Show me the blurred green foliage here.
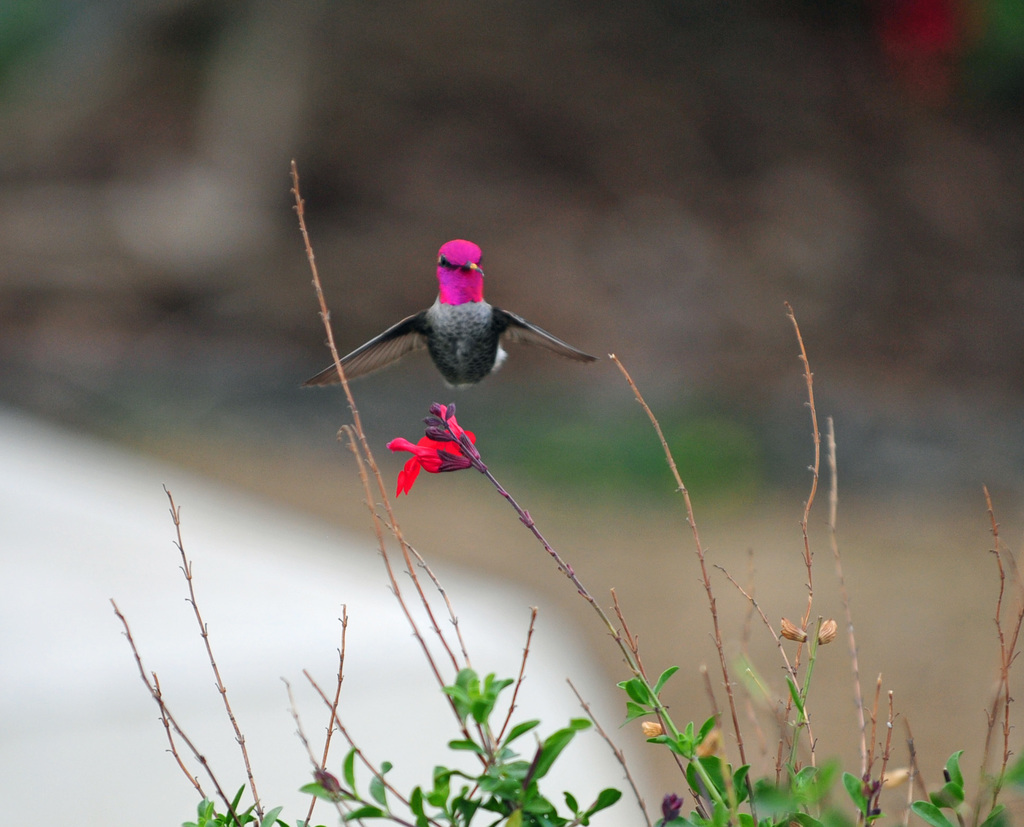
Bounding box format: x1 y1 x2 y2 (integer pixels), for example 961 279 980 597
486 398 764 500
0 0 60 86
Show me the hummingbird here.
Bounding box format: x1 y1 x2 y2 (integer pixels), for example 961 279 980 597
304 239 597 387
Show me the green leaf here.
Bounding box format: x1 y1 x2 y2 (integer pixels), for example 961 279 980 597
732 765 751 803
979 804 1009 827
531 720 589 781
409 786 425 817
188 799 215 827
345 805 385 820
786 676 805 716
684 761 700 798
945 750 965 788
482 673 514 703
564 791 579 813
930 780 965 809
789 762 835 806
492 745 518 764
653 666 680 695
670 733 696 759
368 773 387 807
911 801 957 827
426 767 452 807
452 793 480 823
443 668 478 721
695 755 729 799
619 677 654 706
522 794 557 815
470 698 492 725
928 751 965 809
698 715 717 743
343 747 357 789
444 671 516 726
624 701 649 723
588 788 623 815
504 719 541 744
299 782 348 802
448 738 486 754
788 815 826 827
1002 751 1024 787
258 807 282 827
453 667 477 688
842 772 867 811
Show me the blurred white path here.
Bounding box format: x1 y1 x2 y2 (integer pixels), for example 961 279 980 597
0 409 635 825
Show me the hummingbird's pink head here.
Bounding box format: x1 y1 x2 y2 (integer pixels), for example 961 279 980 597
436 239 484 305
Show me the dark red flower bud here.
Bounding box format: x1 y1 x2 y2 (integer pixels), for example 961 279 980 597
313 767 342 796
661 792 684 822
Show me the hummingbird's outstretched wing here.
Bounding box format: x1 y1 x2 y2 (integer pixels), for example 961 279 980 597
494 309 598 363
303 312 430 386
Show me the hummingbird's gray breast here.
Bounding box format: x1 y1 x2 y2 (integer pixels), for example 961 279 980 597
424 300 505 386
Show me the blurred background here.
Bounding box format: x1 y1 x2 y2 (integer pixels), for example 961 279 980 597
2 0 1024 820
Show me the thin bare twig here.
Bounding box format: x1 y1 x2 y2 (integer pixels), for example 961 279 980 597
714 566 798 683
383 517 472 670
476 464 627 649
784 302 819 629
291 161 444 631
303 669 442 827
700 664 722 731
568 679 652 827
904 719 923 827
699 663 739 810
609 355 749 778
826 416 867 777
738 552 769 758
285 679 350 823
773 304 821 779
304 605 349 827
111 600 243 825
611 588 645 677
152 673 203 795
292 166 468 715
879 691 896 797
340 426 476 750
495 608 537 744
295 190 482 769
978 486 1024 818
610 588 694 787
165 487 263 820
740 550 756 671
866 674 883 775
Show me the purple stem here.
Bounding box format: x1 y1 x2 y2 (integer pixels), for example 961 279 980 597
447 421 617 635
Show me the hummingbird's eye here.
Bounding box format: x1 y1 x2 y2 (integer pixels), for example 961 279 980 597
438 254 451 268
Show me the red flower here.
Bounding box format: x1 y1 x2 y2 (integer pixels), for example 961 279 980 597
387 432 476 496
388 402 482 495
